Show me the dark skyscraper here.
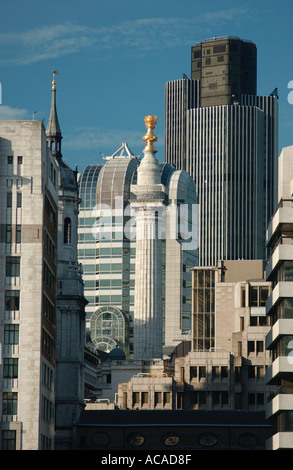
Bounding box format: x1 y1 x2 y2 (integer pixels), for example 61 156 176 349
165 37 278 266
191 37 257 107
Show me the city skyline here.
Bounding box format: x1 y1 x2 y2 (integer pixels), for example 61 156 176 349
1 0 293 171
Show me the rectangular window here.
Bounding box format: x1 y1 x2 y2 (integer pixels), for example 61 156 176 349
4 324 19 344
16 225 21 243
7 156 13 165
3 358 18 379
199 366 206 380
141 392 148 405
213 44 226 53
257 341 264 353
132 392 139 407
6 224 12 243
5 291 20 310
2 392 18 415
7 192 12 208
6 257 20 277
2 430 16 450
155 392 162 406
241 287 246 307
17 193 22 208
163 392 171 405
248 341 255 354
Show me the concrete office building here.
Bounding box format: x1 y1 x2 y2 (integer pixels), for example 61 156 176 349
265 145 293 450
117 260 274 412
78 130 197 359
165 37 278 266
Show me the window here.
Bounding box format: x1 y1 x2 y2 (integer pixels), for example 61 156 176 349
4 324 19 344
213 44 226 53
249 285 269 306
132 392 139 407
2 392 18 415
6 225 12 243
16 225 21 243
17 193 22 208
7 193 12 208
64 217 71 244
199 366 206 380
3 358 18 379
2 430 16 450
6 257 20 277
248 341 255 354
5 291 20 310
155 392 162 406
141 392 148 405
241 287 246 307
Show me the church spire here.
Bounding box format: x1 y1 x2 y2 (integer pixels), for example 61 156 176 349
46 70 62 159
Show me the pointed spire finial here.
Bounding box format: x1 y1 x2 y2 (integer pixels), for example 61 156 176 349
143 115 158 153
46 70 62 158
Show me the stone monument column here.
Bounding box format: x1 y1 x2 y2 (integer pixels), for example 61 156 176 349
131 116 166 360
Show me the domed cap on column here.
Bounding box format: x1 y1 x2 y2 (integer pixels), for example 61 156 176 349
137 115 161 186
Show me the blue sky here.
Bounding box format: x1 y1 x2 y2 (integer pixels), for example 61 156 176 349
1 0 293 171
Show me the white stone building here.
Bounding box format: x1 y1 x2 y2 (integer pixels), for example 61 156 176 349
265 145 293 450
0 75 86 450
0 119 58 450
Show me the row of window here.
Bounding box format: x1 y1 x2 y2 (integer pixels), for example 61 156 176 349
6 192 22 208
2 391 54 422
129 389 265 410
83 263 136 273
5 225 21 244
187 364 266 382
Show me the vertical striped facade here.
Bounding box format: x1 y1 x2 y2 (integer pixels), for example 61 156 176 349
165 78 200 170
186 105 265 266
241 95 279 226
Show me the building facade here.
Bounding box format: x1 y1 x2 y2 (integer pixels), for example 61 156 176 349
116 260 274 413
0 76 86 450
47 75 87 450
165 37 278 266
265 145 293 450
0 120 58 450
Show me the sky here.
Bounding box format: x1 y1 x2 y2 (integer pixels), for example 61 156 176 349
1 0 293 172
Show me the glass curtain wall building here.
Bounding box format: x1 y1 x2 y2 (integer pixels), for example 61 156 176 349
78 146 198 358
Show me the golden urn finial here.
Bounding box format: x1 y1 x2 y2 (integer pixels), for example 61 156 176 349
143 115 158 153
51 70 59 90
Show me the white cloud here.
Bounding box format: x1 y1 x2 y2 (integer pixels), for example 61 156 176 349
0 8 251 65
63 126 164 153
0 105 28 120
